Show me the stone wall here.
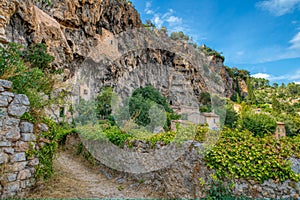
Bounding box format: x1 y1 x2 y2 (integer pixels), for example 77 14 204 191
0 79 38 198
89 138 300 199
125 141 300 199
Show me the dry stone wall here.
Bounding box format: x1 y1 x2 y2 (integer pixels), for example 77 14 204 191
117 140 300 199
72 133 300 199
0 79 38 198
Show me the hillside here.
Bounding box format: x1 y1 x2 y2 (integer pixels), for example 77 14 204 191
0 0 299 199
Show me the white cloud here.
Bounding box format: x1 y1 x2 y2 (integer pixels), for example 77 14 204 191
236 51 244 56
166 16 182 24
289 70 300 80
256 0 300 16
153 15 163 28
251 70 300 82
289 32 300 49
145 1 154 14
143 2 183 29
252 73 271 79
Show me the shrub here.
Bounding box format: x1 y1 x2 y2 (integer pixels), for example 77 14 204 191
96 86 114 118
129 85 179 130
0 43 63 122
205 128 300 183
238 112 276 137
104 126 131 147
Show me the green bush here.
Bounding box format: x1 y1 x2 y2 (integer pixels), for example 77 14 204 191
195 124 209 142
96 86 114 118
205 128 300 183
23 43 54 71
238 112 276 137
27 118 75 180
104 126 132 147
0 43 63 122
145 131 176 146
129 85 179 130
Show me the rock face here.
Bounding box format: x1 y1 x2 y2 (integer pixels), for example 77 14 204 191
0 80 39 198
3 0 238 102
5 0 141 76
0 0 18 44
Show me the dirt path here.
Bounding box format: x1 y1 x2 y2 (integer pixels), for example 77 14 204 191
27 150 159 198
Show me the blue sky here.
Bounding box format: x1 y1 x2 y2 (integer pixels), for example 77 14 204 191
131 0 300 84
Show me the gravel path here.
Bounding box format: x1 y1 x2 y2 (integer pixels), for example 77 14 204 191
27 150 158 198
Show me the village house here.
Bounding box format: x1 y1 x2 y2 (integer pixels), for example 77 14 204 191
274 122 286 139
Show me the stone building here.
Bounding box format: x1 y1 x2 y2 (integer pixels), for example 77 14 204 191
274 122 286 139
200 112 220 130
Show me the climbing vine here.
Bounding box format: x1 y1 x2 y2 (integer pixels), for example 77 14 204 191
205 128 300 183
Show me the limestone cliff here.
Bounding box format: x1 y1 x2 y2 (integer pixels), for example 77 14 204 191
1 0 239 102
3 0 141 78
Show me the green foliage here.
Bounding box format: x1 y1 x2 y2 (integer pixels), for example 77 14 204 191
286 82 300 96
104 126 131 147
224 104 238 128
199 92 211 105
252 77 269 89
205 128 300 183
272 94 281 113
238 112 276 137
74 98 98 125
78 123 131 147
144 20 156 28
23 43 55 72
195 124 209 142
144 131 176 146
37 0 52 5
0 43 63 122
27 118 75 180
276 113 300 137
96 87 114 118
199 105 212 112
129 85 178 130
0 43 26 78
205 178 234 199
246 77 256 105
170 31 189 41
0 42 70 181
160 26 167 34
20 112 36 123
198 45 225 62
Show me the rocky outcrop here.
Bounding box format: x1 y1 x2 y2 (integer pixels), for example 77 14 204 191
0 80 38 198
0 0 18 44
5 0 141 76
3 0 235 102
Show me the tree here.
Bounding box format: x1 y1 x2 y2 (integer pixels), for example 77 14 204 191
272 94 281 113
170 31 189 41
96 86 114 118
273 83 278 89
287 82 300 96
199 92 211 105
129 85 177 131
246 77 256 105
224 104 238 128
144 20 155 29
160 26 167 34
239 112 276 137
